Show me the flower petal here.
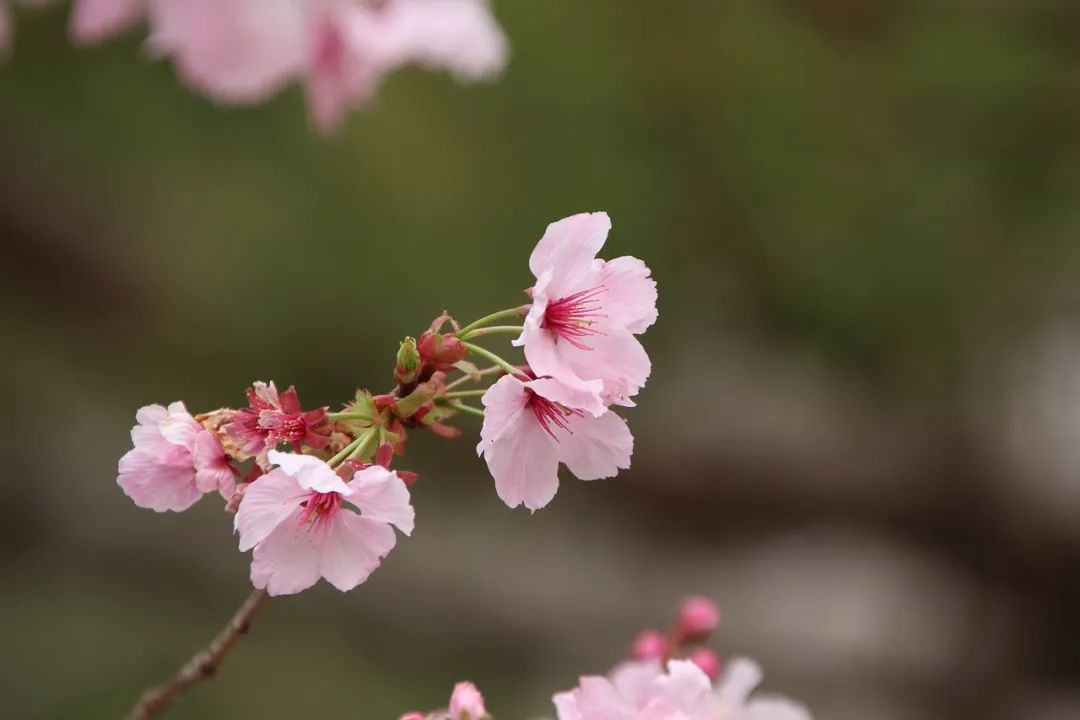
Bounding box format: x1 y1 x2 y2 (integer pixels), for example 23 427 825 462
117 447 201 512
557 409 633 482
483 413 560 510
598 256 657 335
249 511 323 596
747 698 814 720
318 510 396 592
527 376 605 419
528 212 610 297
346 466 415 535
234 468 305 552
70 0 143 45
266 449 350 494
477 374 529 454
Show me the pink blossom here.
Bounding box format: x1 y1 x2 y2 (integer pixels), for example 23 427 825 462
235 450 414 596
687 648 722 681
477 374 633 511
145 0 507 132
631 630 668 661
553 659 714 720
448 681 487 719
224 381 329 459
676 596 721 642
70 0 143 44
514 212 658 409
713 658 812 720
118 402 235 512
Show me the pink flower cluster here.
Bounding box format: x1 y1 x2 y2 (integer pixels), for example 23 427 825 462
403 598 812 720
116 212 655 594
3 0 508 131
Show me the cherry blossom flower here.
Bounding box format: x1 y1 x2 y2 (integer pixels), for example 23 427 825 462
477 373 633 511
554 659 812 720
70 0 143 44
224 381 329 459
145 0 507 132
235 450 414 596
400 681 489 720
117 402 234 512
514 212 658 409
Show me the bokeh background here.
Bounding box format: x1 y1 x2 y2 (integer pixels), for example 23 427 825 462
3 1 1080 718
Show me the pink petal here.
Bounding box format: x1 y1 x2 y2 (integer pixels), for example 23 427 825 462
249 510 323 596
527 375 605 419
483 413 560 511
234 467 305 552
266 449 350 494
448 681 487 718
598 256 657 335
192 430 232 495
317 509 395 592
159 410 201 450
553 327 652 407
715 658 764 708
346 466 415 535
148 0 306 104
572 676 636 718
557 407 633 482
747 698 814 720
552 691 582 720
117 447 201 512
527 212 610 298
651 660 711 713
70 0 143 45
373 0 508 81
609 661 662 707
477 374 529 454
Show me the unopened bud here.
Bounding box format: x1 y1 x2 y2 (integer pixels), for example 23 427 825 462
395 337 421 384
418 331 468 370
675 596 720 642
631 629 667 660
687 647 722 680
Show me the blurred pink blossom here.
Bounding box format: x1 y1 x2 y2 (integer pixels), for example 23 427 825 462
235 450 414 596
676 596 721 642
515 212 658 409
144 0 507 132
70 0 142 44
448 681 488 719
477 374 633 511
554 658 812 720
117 401 234 512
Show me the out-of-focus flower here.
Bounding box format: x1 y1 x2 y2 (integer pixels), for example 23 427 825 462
687 648 722 681
144 0 507 132
676 596 721 642
514 212 657 409
224 381 329 459
235 450 414 596
554 659 713 720
477 374 632 511
447 681 488 719
400 681 490 720
554 658 812 720
70 0 142 44
630 629 668 661
117 402 234 512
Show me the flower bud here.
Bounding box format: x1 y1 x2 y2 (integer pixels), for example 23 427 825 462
687 647 722 680
449 681 487 719
675 596 720 642
418 331 468 370
631 629 667 660
395 337 421 384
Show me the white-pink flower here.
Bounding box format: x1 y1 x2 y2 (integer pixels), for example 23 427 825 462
117 401 235 512
235 450 414 596
553 659 812 720
477 374 633 511
145 0 507 132
400 681 489 720
514 212 658 409
70 0 143 44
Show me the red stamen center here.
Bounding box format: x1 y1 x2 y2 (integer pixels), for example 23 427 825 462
297 491 341 531
528 390 583 440
260 411 307 442
543 285 607 350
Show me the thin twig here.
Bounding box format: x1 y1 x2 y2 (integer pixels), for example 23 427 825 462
125 588 268 720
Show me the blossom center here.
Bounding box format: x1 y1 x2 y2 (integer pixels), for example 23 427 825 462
259 411 307 442
542 285 606 350
527 390 583 440
298 491 341 530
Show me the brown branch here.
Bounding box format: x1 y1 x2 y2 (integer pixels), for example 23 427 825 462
124 588 268 720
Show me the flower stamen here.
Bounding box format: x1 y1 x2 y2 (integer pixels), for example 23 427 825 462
543 285 607 350
527 391 583 440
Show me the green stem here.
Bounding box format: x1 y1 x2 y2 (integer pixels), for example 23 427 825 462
348 429 379 462
443 389 487 399
461 342 522 377
459 325 524 340
448 401 484 418
445 365 504 391
327 436 365 467
456 307 526 338
327 411 371 421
